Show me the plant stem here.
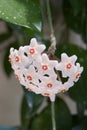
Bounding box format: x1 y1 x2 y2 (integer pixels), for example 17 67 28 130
46 1 58 130
51 101 56 130
46 0 54 35
46 0 56 54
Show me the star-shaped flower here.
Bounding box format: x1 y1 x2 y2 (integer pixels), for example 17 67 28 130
58 79 74 93
22 66 40 87
69 63 83 82
40 76 62 101
57 53 77 78
9 48 23 70
9 38 83 102
23 38 46 61
19 46 33 69
34 53 58 78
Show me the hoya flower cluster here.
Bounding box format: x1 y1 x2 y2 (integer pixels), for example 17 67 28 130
9 38 83 102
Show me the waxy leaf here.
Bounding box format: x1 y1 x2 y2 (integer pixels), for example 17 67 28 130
21 87 44 130
69 0 86 15
0 0 42 33
31 97 72 130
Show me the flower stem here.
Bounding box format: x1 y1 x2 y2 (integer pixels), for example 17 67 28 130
46 0 54 36
46 1 57 129
46 0 56 54
51 101 56 130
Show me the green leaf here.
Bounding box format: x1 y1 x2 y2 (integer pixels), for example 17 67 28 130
72 126 84 130
69 69 87 108
22 87 36 109
22 87 44 111
63 0 82 33
3 42 19 77
63 0 87 43
30 106 52 130
21 87 44 129
31 97 72 130
81 7 87 43
81 116 87 130
72 115 80 128
21 95 30 130
72 115 87 130
69 0 86 15
55 43 87 108
9 22 42 39
55 97 72 130
0 0 42 33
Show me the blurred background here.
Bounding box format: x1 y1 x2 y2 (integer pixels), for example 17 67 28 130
0 0 87 129
0 20 85 126
0 21 23 126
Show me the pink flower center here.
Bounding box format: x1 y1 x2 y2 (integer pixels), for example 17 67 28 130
44 92 50 96
76 73 80 79
61 88 66 93
66 63 72 69
29 48 35 55
9 57 11 63
15 56 19 62
47 83 53 88
42 65 48 70
15 74 19 79
27 87 32 91
27 75 32 81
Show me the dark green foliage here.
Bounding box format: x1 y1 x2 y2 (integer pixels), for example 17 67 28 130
63 0 87 44
56 43 87 107
0 0 87 130
0 0 42 33
30 97 72 130
21 87 44 130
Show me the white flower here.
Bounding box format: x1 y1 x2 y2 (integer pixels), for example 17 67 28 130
23 38 46 61
34 53 58 77
40 76 62 101
23 65 40 87
19 46 33 68
9 38 83 102
9 48 23 70
58 79 74 93
13 68 28 87
69 63 83 82
57 53 77 78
